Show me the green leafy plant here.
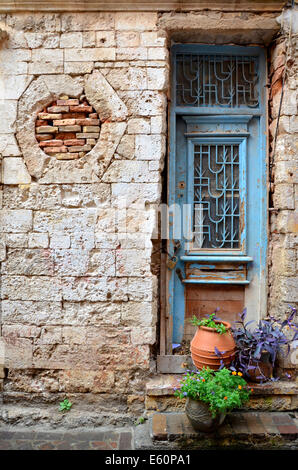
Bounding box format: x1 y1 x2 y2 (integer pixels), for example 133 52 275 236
191 313 227 335
134 416 147 426
59 398 72 412
174 367 252 417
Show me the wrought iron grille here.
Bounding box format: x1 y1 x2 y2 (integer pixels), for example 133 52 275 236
193 143 240 249
176 54 259 108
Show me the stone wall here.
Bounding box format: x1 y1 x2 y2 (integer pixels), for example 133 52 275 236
268 9 298 371
0 12 168 422
0 6 297 424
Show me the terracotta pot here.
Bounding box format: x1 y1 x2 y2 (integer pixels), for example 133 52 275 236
185 397 226 432
190 320 236 371
246 351 273 383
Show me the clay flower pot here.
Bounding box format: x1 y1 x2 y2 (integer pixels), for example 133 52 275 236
185 397 226 432
190 320 236 370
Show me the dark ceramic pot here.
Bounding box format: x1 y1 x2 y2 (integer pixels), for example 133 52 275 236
246 351 273 383
185 397 226 432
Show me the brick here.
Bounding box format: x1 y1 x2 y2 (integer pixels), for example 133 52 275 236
56 99 79 106
76 133 100 139
75 119 100 126
277 425 298 435
82 126 100 133
245 413 266 435
56 132 76 140
36 134 54 141
58 125 81 132
47 106 69 113
228 412 249 435
53 119 76 126
64 139 85 146
36 120 48 126
39 140 64 147
70 105 93 113
38 113 62 120
273 414 292 425
44 146 67 154
36 126 58 134
151 413 167 440
68 145 91 152
259 413 280 434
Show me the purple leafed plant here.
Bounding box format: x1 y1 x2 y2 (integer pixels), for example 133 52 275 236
231 305 298 382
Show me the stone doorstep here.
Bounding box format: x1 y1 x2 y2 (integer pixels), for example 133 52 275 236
150 411 298 443
146 374 298 397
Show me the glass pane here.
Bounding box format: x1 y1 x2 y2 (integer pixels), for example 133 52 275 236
193 144 240 249
176 54 259 108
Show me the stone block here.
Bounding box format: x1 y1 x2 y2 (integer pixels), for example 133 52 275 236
1 300 62 326
140 31 166 47
0 101 17 133
5 233 28 248
2 249 54 276
127 118 150 134
135 134 165 160
3 336 33 369
2 158 31 184
96 31 115 47
0 209 32 233
116 135 135 159
1 276 62 301
24 32 60 48
28 233 49 248
102 161 159 183
106 67 148 91
3 184 61 210
64 62 94 74
273 184 295 210
29 49 64 74
116 48 147 61
116 31 140 47
0 133 21 156
61 12 115 31
147 67 169 91
58 369 115 393
60 32 82 48
50 234 71 249
148 47 168 61
65 48 115 62
115 12 157 31
61 276 128 302
0 74 32 100
119 90 166 117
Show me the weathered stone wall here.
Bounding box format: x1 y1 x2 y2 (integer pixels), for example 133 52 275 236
268 9 298 371
0 12 168 422
0 6 297 423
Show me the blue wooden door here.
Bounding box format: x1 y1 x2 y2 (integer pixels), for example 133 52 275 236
168 45 267 347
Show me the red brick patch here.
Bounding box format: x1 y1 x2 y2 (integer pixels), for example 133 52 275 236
35 96 100 160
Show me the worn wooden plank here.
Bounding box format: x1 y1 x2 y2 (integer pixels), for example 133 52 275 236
185 284 245 301
159 253 167 356
157 355 194 374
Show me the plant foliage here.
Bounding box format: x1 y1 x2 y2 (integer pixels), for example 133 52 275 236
59 398 72 412
174 367 251 417
190 313 227 335
232 305 298 382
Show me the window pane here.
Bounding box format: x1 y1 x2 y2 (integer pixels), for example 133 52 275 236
193 143 240 249
176 54 259 108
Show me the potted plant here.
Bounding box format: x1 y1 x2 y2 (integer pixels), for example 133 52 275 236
232 305 298 383
174 367 251 432
190 313 236 370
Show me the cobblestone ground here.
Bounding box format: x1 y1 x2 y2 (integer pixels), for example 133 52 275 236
0 428 134 450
